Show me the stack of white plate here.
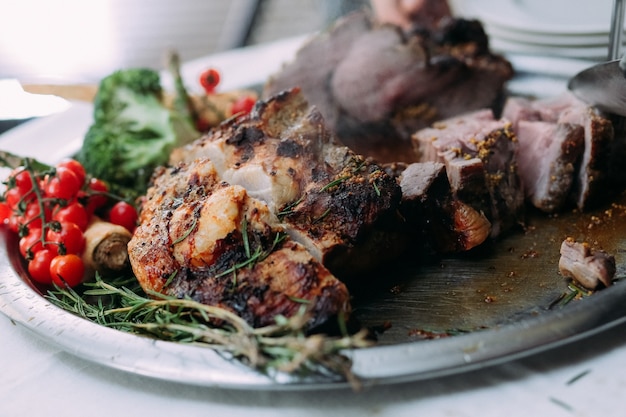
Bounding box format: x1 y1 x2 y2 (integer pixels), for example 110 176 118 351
450 0 619 62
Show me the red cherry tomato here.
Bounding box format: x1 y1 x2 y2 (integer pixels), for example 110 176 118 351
5 187 24 210
230 96 256 116
44 167 81 201
19 227 45 259
108 201 138 233
199 68 220 94
53 202 89 231
85 177 109 214
46 221 85 255
28 248 56 285
49 254 84 288
0 202 11 224
22 201 52 230
56 159 86 187
11 168 34 195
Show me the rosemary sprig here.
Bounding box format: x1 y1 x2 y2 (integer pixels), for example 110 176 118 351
46 275 372 385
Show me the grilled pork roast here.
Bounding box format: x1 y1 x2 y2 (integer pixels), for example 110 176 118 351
128 88 406 328
264 10 513 163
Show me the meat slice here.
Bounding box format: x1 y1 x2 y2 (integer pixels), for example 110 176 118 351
559 238 615 290
412 110 524 237
502 93 615 211
264 11 512 163
515 120 584 213
399 162 491 252
171 88 406 284
557 104 614 210
127 158 351 329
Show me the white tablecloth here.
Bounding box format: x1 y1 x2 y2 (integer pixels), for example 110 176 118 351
2 312 626 417
2 35 625 417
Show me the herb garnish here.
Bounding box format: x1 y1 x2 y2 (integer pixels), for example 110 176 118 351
46 275 372 386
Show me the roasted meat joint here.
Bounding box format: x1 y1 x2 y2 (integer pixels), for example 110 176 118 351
129 1 624 333
128 89 406 329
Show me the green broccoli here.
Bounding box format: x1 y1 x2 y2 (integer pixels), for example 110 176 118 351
77 67 199 198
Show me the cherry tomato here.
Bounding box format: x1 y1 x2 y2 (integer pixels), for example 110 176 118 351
108 201 138 233
53 202 89 231
49 254 84 288
4 187 24 210
46 221 85 255
28 248 56 285
199 68 220 94
19 227 45 259
22 201 52 230
57 159 86 187
230 96 256 116
7 214 21 233
11 168 34 195
44 167 81 201
85 177 109 214
0 202 11 224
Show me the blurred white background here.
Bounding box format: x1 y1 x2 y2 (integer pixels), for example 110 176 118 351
0 0 365 83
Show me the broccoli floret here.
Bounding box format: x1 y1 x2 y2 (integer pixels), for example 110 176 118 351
77 68 199 197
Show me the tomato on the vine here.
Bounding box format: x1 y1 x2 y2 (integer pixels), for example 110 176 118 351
199 68 220 94
56 159 86 187
22 201 51 230
46 221 85 255
108 201 138 233
19 227 46 259
53 202 89 231
0 202 11 224
44 167 81 201
5 187 24 210
28 248 56 285
84 177 109 214
49 254 84 287
12 168 34 195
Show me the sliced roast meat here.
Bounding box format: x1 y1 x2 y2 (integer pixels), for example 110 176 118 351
264 10 512 163
501 92 615 211
559 238 615 290
557 104 614 211
412 110 524 237
515 120 584 213
399 161 491 253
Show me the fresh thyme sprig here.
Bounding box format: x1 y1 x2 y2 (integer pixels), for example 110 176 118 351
46 275 372 386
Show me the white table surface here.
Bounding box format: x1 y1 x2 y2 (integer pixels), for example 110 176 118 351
2 34 625 417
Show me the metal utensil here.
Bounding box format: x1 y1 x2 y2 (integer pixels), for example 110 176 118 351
568 0 626 116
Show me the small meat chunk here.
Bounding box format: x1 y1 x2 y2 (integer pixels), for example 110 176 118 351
558 238 616 290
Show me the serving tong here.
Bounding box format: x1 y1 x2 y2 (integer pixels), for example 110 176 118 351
568 0 626 116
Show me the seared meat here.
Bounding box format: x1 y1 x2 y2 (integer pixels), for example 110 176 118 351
264 11 513 163
559 238 615 290
502 93 615 211
399 162 491 252
412 110 524 237
557 103 614 211
127 158 351 329
515 121 584 213
170 88 405 284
